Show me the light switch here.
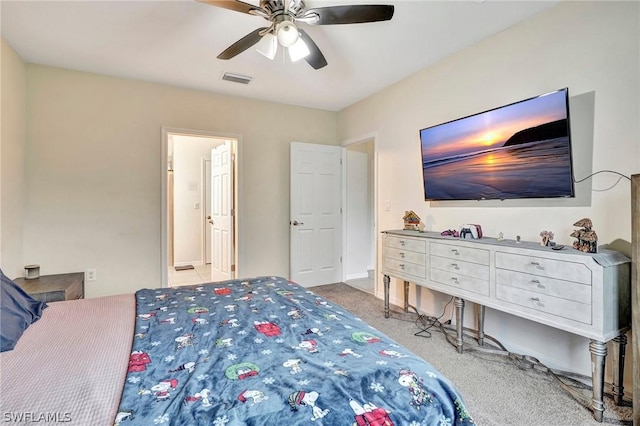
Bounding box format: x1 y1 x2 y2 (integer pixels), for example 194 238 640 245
194 202 200 209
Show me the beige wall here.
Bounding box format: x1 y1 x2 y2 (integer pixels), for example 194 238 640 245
23 65 337 297
338 1 638 392
0 38 26 278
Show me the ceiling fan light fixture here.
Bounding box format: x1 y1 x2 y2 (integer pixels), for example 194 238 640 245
256 32 278 60
276 21 299 47
288 37 310 62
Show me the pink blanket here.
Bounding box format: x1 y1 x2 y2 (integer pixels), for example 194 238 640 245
0 294 134 425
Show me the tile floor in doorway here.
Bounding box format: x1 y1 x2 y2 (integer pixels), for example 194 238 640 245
344 276 375 294
168 264 212 287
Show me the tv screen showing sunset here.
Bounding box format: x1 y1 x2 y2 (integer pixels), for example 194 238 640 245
420 89 574 201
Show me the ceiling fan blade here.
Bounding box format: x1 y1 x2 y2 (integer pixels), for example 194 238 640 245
298 29 327 70
217 27 268 60
303 5 394 25
198 0 262 15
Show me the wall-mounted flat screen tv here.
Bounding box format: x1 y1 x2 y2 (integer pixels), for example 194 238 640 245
419 88 575 201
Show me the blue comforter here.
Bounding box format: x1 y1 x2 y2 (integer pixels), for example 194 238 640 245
115 277 474 425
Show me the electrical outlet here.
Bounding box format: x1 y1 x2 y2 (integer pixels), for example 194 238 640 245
86 268 97 281
384 200 391 211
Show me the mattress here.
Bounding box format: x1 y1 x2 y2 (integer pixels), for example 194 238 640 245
0 294 135 425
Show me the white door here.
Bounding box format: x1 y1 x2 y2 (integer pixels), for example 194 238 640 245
210 141 233 282
290 142 343 287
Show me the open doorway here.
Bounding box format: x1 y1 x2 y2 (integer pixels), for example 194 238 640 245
343 137 376 294
162 129 239 287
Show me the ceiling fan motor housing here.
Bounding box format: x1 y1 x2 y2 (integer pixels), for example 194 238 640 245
260 0 305 18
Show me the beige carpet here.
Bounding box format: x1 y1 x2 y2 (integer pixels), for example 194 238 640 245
311 282 632 426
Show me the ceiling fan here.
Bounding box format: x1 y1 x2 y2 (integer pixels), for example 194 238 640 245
199 0 394 70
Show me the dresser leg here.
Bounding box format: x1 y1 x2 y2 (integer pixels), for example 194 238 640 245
589 340 607 422
455 298 465 354
476 304 485 347
403 281 410 313
611 334 627 405
384 275 390 319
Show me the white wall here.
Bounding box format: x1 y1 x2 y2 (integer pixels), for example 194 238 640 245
22 65 338 297
172 134 224 266
0 38 26 278
345 143 373 279
338 1 638 391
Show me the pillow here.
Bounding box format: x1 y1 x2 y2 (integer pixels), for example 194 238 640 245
1 268 47 352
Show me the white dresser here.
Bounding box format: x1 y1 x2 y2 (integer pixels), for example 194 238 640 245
382 229 631 422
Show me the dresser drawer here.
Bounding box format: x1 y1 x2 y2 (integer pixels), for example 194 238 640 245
430 255 490 281
495 269 591 305
430 242 489 265
385 247 426 265
496 252 591 284
384 236 426 253
496 284 591 324
384 257 426 279
430 268 489 296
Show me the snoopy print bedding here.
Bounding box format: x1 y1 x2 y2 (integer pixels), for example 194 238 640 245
115 276 474 425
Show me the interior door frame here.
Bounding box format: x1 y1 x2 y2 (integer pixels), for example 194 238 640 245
161 127 242 287
341 132 379 295
201 157 211 265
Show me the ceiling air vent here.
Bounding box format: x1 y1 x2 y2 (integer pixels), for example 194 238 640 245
222 72 252 85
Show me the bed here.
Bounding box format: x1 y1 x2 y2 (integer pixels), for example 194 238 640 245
1 274 473 425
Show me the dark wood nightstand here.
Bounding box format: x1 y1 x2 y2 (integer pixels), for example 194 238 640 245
14 272 85 302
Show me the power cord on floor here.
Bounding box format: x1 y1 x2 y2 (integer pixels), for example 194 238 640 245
437 323 634 425
413 296 454 339
388 302 632 424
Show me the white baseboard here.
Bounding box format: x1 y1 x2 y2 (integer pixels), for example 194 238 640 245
173 260 203 267
346 272 370 281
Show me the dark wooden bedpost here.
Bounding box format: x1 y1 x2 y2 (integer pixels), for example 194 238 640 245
632 173 639 426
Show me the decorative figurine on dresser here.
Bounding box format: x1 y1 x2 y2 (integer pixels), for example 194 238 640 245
381 228 630 422
402 210 421 231
571 218 598 253
539 230 554 246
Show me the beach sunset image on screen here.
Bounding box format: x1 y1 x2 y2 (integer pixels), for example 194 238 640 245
420 88 574 201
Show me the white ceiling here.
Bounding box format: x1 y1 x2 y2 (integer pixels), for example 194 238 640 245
1 0 558 111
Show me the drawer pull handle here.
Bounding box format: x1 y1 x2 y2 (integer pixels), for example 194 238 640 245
531 279 545 288
530 261 541 266
530 297 540 302
451 277 459 283
451 249 459 255
399 264 405 269
450 263 459 270
399 241 405 246
399 253 405 258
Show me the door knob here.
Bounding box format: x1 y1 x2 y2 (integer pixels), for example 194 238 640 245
207 215 213 225
291 220 304 226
